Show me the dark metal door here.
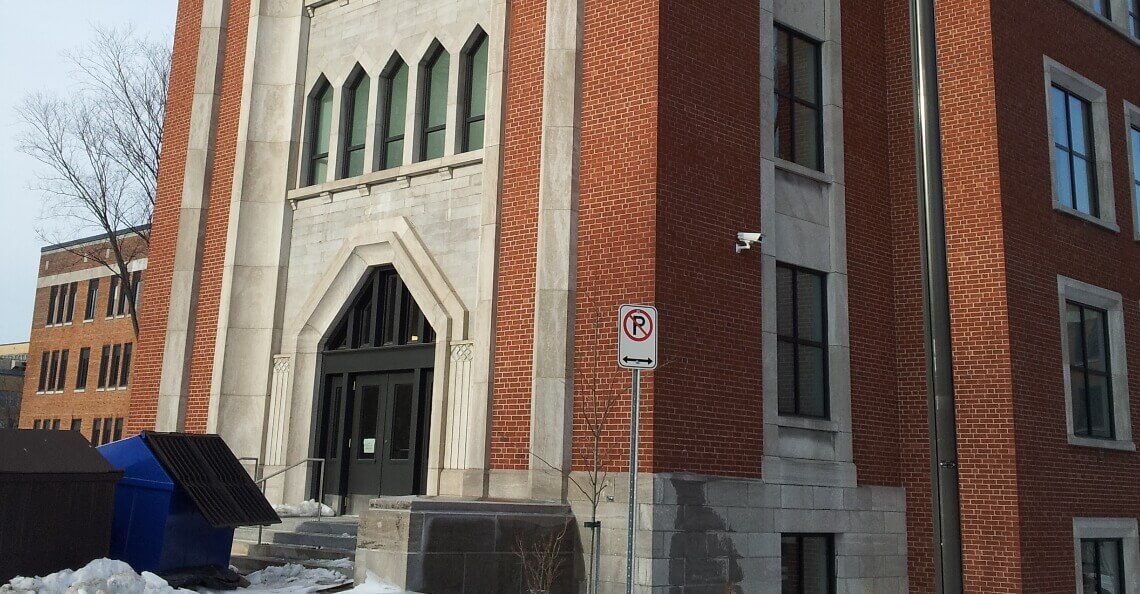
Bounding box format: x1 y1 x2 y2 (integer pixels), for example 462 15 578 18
378 373 417 496
346 374 386 507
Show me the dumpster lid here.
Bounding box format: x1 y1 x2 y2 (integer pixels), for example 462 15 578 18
141 432 280 528
0 429 122 475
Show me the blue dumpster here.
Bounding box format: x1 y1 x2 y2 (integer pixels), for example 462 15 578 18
98 432 278 573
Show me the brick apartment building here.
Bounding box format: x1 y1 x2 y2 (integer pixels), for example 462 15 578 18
0 342 26 429
127 0 1140 591
19 231 146 446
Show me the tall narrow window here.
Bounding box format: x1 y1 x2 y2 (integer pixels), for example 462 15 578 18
117 276 130 316
56 350 69 391
774 24 823 171
33 420 41 430
108 344 122 388
340 69 371 179
47 350 59 393
1068 301 1114 438
76 347 90 390
97 345 110 389
91 418 102 444
461 33 488 152
46 285 58 325
781 534 835 594
1131 0 1140 37
419 45 450 161
119 343 133 388
51 419 61 430
1093 0 1112 18
85 279 99 321
131 271 142 313
37 351 49 392
101 417 112 445
1081 538 1124 594
307 81 334 186
54 284 67 325
777 264 829 418
1051 85 1099 216
113 418 124 442
106 275 120 318
380 60 409 170
70 419 82 432
1131 126 1140 225
64 282 77 323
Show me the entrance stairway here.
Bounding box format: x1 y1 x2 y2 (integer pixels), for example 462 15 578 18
230 516 358 578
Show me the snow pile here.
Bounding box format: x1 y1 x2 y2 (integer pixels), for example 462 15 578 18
272 500 336 518
200 564 348 593
343 573 418 594
0 558 189 594
306 558 354 569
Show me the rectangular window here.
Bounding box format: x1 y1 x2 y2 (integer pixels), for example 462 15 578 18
1051 85 1099 216
1131 0 1140 37
55 350 69 392
1082 538 1124 593
70 418 82 432
64 282 77 323
119 343 132 388
91 418 102 444
101 417 112 445
1093 0 1112 18
55 284 68 324
462 34 488 152
777 264 829 418
106 275 120 318
781 534 835 594
47 350 59 393
85 278 98 321
117 276 130 316
76 347 91 390
38 351 49 392
33 420 41 430
113 418 124 442
1131 126 1140 228
97 345 110 389
46 285 58 326
108 344 122 388
51 419 60 430
131 271 142 313
774 24 824 171
1068 301 1114 439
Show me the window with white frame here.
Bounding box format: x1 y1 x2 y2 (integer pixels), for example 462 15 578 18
1044 57 1116 229
1127 102 1140 239
1073 518 1139 594
1058 276 1133 450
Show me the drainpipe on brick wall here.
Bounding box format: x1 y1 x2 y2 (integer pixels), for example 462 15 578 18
909 0 965 592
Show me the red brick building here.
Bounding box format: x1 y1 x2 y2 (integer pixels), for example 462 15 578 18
129 0 1140 590
19 231 146 446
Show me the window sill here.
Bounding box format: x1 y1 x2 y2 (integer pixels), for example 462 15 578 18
289 152 485 204
1068 434 1136 451
775 414 839 433
1054 202 1120 232
773 158 834 185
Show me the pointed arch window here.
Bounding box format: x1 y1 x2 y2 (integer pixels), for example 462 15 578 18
324 268 436 351
419 44 450 162
307 80 334 186
379 58 409 170
340 68 371 179
461 32 488 152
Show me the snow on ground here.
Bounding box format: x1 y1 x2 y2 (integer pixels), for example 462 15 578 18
2 560 417 594
272 500 336 518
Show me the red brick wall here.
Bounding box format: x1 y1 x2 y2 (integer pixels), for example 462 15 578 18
490 0 547 469
183 0 251 432
992 2 1140 591
649 0 761 476
128 0 203 434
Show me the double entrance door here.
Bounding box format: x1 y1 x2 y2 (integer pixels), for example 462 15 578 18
321 369 428 515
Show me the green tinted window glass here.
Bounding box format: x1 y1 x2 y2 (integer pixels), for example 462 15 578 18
463 35 488 152
381 63 408 170
342 74 370 178
315 87 333 154
424 129 446 161
308 83 333 185
466 120 484 151
384 139 404 170
427 52 450 128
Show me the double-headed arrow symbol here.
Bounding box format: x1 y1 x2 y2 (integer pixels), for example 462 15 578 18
622 356 653 366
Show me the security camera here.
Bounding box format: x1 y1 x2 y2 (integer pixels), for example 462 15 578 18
736 232 764 254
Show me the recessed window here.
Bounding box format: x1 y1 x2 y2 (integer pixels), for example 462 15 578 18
37 351 49 392
101 417 112 445
1130 125 1139 231
379 58 409 170
774 24 823 171
76 347 90 391
1067 301 1115 439
84 278 99 321
1094 0 1113 18
91 418 102 443
113 418 124 442
1082 538 1125 593
1130 0 1139 37
340 68 371 179
97 345 110 389
119 343 132 388
777 264 828 418
781 534 834 594
46 285 58 326
70 419 82 432
307 80 334 186
1052 85 1099 216
419 44 450 162
461 32 488 152
106 275 120 318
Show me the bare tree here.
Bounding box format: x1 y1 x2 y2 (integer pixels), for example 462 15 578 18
16 25 171 335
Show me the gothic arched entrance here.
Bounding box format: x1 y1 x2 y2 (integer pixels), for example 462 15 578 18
315 267 435 514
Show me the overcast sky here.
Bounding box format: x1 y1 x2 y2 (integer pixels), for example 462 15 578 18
0 1 177 345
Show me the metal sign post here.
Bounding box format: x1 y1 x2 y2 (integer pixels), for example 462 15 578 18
618 305 657 594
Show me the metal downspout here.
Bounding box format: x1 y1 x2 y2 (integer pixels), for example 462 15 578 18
908 0 965 592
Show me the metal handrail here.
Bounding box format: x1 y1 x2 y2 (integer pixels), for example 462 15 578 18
240 457 328 544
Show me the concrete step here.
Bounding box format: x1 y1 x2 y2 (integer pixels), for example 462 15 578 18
270 530 355 552
230 516 358 579
229 554 354 579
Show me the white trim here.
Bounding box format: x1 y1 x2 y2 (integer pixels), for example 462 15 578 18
1125 101 1140 241
1043 56 1118 231
1067 0 1140 46
1057 275 1134 450
36 259 147 288
1072 517 1140 594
